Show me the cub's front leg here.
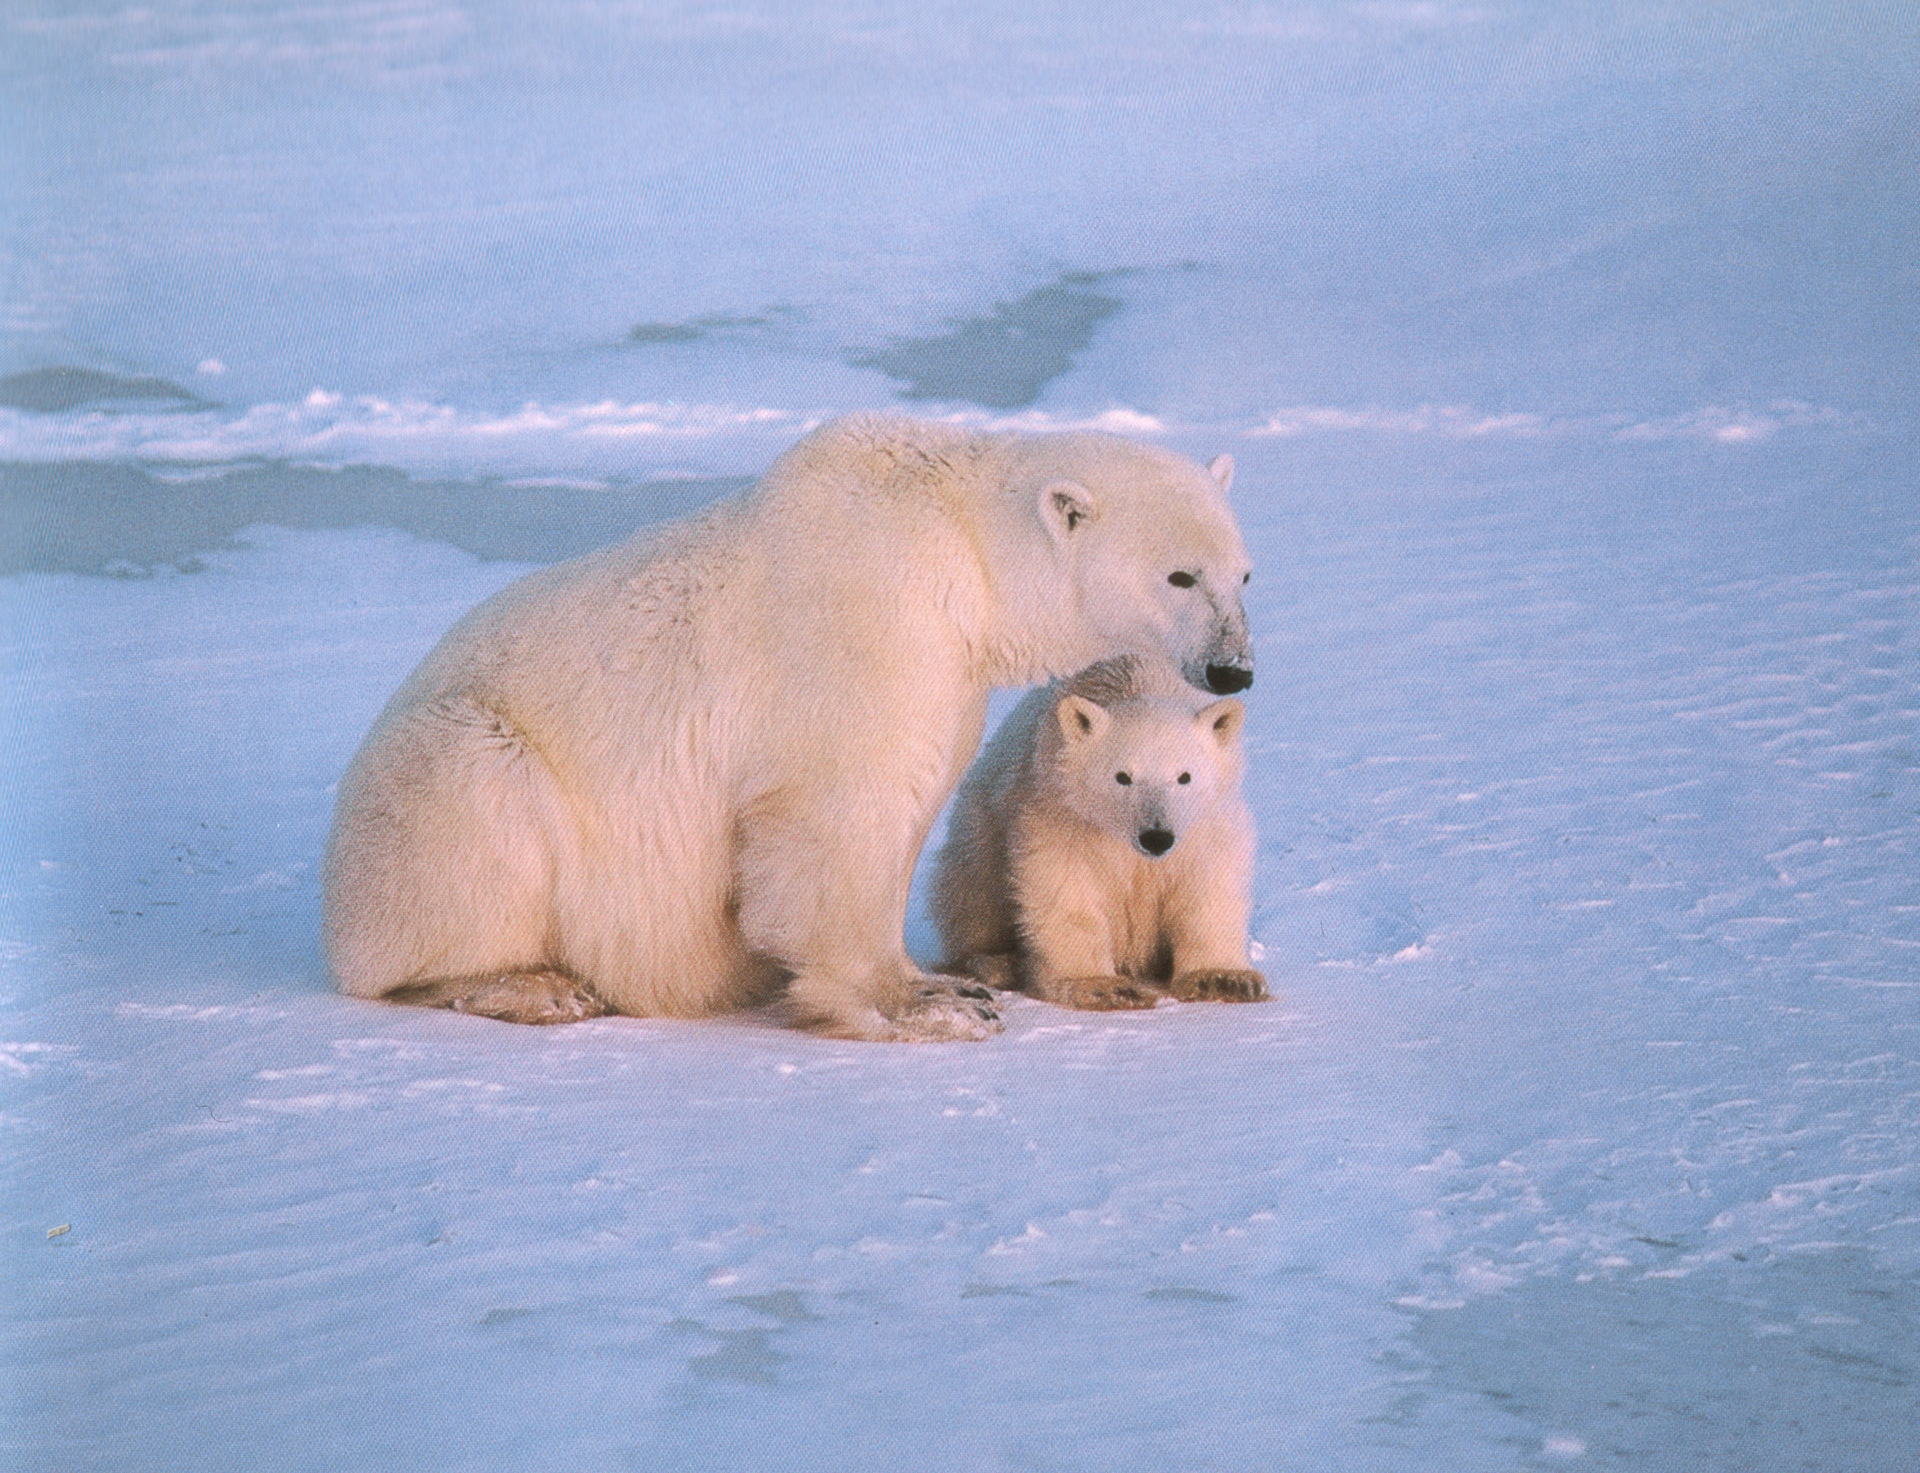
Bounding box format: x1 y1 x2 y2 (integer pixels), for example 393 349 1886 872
1163 834 1269 1004
1017 863 1160 1012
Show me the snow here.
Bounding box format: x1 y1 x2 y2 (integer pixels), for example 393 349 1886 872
4 0 1919 1468
7 438 1915 1469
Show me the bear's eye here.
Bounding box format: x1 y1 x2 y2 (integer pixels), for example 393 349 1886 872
1167 571 1197 589
1178 772 1191 784
1242 572 1250 585
1115 771 1132 785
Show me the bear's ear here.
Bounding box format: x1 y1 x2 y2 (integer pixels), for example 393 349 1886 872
1056 694 1111 746
1038 479 1097 550
1196 697 1245 747
1207 454 1235 494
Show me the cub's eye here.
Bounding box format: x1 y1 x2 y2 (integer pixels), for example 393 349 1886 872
1115 771 1132 785
1177 772 1191 784
1242 572 1250 585
1167 571 1197 589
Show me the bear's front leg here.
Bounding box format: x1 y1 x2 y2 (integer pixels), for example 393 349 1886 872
735 796 1001 1042
1018 887 1160 1012
1164 842 1268 1004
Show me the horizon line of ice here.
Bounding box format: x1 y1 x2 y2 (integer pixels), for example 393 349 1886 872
0 391 1877 479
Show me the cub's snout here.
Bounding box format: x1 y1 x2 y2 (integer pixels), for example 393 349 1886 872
1138 826 1176 857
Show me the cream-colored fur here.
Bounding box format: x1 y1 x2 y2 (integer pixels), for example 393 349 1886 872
323 414 1254 1040
931 655 1266 1011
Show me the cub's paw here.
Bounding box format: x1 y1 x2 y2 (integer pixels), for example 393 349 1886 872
1169 968 1269 1003
1046 975 1161 1011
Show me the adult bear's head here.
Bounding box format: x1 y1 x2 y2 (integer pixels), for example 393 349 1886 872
1010 431 1254 696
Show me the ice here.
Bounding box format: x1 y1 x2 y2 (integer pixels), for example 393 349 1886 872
8 2 1915 431
5 0 1919 1467
6 432 1916 1468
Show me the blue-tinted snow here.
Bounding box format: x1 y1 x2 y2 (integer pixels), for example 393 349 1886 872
5 0 1915 452
4 1 1918 1468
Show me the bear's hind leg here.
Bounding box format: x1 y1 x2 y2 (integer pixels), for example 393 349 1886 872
325 695 574 1007
385 968 612 1024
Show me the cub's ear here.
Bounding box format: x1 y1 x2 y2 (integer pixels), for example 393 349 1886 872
1056 693 1111 746
1196 697 1245 747
1038 479 1097 550
1207 454 1235 494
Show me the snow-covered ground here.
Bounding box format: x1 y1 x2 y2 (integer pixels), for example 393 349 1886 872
6 432 1915 1470
4 2 1918 1468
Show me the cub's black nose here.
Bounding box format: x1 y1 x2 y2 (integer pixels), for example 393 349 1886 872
1139 828 1175 857
1206 663 1253 694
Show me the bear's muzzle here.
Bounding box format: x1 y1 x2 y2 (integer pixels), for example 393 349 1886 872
1138 827 1176 857
1205 663 1253 694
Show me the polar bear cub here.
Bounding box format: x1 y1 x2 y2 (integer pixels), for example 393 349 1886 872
931 655 1266 1011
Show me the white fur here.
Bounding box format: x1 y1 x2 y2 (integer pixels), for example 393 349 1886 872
322 414 1254 1039
930 655 1266 1011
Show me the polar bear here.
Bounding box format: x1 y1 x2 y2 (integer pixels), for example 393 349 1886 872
930 655 1266 1011
322 413 1254 1041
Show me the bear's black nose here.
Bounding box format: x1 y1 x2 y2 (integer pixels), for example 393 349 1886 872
1139 828 1175 857
1205 663 1253 694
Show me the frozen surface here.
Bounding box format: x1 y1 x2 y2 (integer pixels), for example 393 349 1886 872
5 437 1916 1470
4 0 1919 1468
5 0 1917 474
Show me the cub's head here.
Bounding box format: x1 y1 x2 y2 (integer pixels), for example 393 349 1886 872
1021 433 1255 696
1050 690 1246 858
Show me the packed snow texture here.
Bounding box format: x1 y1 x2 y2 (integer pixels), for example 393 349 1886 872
7 435 1915 1470
4 1 1918 1468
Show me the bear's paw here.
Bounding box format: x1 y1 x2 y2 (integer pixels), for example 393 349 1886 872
384 969 613 1025
1047 975 1162 1012
890 982 1004 1042
1169 968 1269 1003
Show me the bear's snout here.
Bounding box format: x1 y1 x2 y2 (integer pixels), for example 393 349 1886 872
1138 827 1176 857
1205 663 1253 694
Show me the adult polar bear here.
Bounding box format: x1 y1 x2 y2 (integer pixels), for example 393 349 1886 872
323 414 1254 1041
